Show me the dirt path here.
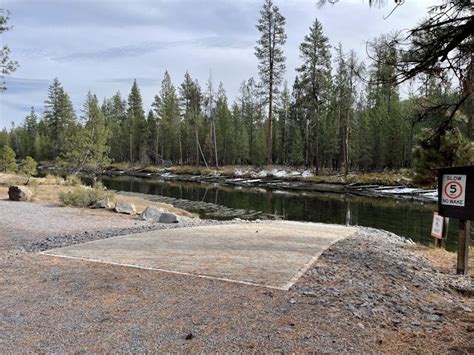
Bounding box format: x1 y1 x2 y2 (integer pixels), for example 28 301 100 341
0 202 472 352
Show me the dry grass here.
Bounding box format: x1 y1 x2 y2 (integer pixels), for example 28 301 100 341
0 173 193 218
410 244 474 278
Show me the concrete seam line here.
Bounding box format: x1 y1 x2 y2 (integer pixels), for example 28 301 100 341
39 252 289 291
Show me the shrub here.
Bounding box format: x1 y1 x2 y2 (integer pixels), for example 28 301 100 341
65 175 82 186
18 156 37 177
59 183 112 207
0 145 16 172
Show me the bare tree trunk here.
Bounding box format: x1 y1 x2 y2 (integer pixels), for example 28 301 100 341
267 87 273 165
195 121 199 167
305 117 309 166
213 120 218 168
314 110 319 174
129 134 133 163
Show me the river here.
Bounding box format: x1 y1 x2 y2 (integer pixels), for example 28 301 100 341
97 175 468 251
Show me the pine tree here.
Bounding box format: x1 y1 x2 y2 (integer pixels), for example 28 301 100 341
179 72 204 166
61 92 111 175
126 80 147 163
215 83 234 165
43 78 77 159
159 71 181 163
255 0 287 164
296 18 332 171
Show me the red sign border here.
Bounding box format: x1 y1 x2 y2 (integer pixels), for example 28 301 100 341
444 180 463 200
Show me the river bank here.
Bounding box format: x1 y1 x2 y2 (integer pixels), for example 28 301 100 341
38 164 438 203
104 165 437 203
0 198 472 352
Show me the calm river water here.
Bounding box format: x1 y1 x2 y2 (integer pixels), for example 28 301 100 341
100 176 465 251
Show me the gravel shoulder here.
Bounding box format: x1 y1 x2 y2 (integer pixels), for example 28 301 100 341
0 201 472 352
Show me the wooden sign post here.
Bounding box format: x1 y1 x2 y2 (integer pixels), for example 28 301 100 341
437 165 474 275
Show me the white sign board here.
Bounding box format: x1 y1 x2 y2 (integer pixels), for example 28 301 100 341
441 174 467 207
431 212 444 239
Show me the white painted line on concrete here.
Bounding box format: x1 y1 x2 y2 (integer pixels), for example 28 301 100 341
40 252 290 291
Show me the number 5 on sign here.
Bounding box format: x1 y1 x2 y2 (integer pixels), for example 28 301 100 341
431 212 444 239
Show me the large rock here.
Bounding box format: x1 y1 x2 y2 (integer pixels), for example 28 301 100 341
91 197 114 209
8 185 33 201
139 206 164 221
114 201 136 215
159 212 179 224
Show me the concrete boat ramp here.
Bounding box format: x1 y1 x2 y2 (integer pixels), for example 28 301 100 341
42 221 357 290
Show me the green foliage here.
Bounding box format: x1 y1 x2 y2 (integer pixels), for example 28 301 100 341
18 156 37 176
0 145 16 172
2 4 473 176
59 92 111 174
43 78 77 159
413 128 473 185
59 182 112 207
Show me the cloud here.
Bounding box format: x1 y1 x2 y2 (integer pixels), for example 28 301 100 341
2 77 50 94
51 36 252 62
0 0 434 128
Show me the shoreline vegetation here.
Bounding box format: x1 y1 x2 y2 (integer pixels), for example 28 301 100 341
41 163 439 203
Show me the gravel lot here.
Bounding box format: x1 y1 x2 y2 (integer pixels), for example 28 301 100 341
0 200 473 352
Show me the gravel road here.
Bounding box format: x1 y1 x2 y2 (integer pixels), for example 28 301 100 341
0 200 221 251
0 200 472 352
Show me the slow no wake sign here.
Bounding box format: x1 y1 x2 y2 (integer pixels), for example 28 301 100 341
441 174 467 207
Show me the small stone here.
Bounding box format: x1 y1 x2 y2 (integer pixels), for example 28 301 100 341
289 298 297 304
185 332 193 340
159 212 179 223
302 291 318 297
8 185 32 201
263 291 273 297
410 320 421 327
426 314 442 322
391 319 401 325
114 201 136 215
462 306 472 313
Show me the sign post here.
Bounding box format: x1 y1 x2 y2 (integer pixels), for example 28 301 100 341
437 165 474 275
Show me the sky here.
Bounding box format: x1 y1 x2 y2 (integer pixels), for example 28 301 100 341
0 0 434 128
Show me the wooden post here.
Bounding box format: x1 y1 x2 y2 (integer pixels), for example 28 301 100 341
457 219 470 275
436 217 450 248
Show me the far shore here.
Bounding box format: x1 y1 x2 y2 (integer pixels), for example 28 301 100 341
37 164 439 203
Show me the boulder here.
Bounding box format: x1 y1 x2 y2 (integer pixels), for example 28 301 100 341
139 206 164 221
91 197 114 209
114 201 136 215
8 185 33 201
159 212 179 224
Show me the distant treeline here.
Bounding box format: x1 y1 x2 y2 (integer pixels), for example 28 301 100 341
1 14 473 176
